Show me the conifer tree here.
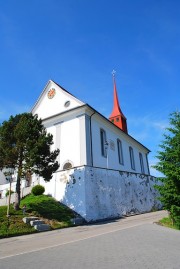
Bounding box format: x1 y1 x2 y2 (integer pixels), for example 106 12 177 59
154 111 180 227
0 113 60 210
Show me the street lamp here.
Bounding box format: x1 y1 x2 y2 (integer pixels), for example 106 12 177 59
3 166 15 217
104 141 109 169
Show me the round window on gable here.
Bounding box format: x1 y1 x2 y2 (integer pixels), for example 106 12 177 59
64 101 70 108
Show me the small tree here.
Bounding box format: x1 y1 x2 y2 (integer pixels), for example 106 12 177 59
154 111 180 227
0 113 60 210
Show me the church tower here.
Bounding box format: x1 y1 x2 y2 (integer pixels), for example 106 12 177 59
109 72 128 133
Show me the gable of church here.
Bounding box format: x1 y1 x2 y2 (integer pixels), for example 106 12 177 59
31 80 84 120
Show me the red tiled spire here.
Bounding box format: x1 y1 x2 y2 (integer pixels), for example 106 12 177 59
109 72 128 133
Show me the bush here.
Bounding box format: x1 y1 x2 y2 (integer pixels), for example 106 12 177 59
171 205 180 229
31 185 45 196
5 190 14 197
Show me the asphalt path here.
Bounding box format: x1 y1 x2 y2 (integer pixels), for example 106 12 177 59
0 210 179 269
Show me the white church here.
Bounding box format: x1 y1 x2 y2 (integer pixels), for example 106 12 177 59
0 77 161 221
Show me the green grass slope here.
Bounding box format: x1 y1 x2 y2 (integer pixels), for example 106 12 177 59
0 194 75 239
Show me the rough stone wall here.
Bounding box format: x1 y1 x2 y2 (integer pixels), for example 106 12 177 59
57 166 161 222
84 167 161 221
61 167 87 219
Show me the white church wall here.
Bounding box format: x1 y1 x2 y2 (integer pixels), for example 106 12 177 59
46 126 57 151
78 114 91 166
33 81 83 120
44 117 81 170
40 166 161 222
39 176 56 197
84 167 161 221
40 167 87 218
61 167 86 218
60 118 80 169
0 171 8 185
43 106 150 175
91 115 150 174
0 181 17 199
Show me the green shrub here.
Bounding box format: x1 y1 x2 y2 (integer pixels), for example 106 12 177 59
31 185 45 196
5 190 14 197
171 205 180 229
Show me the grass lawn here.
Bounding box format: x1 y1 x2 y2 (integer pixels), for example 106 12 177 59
0 194 75 239
159 216 180 230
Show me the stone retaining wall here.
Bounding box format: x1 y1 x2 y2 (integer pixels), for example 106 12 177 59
55 166 162 222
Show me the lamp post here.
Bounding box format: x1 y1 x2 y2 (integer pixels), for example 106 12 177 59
104 141 109 169
3 166 15 217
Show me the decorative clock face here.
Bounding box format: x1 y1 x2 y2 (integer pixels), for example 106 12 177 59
47 88 56 99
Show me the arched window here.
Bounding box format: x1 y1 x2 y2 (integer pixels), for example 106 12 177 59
139 153 145 174
117 139 124 165
100 129 107 157
129 146 135 170
63 162 73 170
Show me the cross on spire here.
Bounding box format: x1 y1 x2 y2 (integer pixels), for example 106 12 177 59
112 70 116 77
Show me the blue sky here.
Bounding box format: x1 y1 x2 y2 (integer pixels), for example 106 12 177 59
0 0 180 176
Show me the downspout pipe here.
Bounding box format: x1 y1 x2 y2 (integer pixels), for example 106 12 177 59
89 111 96 167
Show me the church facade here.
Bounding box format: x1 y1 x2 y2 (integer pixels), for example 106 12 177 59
30 78 161 221
32 79 150 174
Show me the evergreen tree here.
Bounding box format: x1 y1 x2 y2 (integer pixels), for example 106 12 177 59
154 111 180 227
0 113 60 210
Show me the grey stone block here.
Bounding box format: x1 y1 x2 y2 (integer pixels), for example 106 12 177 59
23 217 39 224
34 224 51 231
30 220 45 226
71 217 84 225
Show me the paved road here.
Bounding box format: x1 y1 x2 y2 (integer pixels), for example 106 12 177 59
0 211 179 269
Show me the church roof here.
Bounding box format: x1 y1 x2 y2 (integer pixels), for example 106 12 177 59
109 76 126 120
109 75 128 133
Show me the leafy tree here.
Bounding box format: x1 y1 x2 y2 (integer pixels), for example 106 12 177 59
0 113 60 210
154 111 180 227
